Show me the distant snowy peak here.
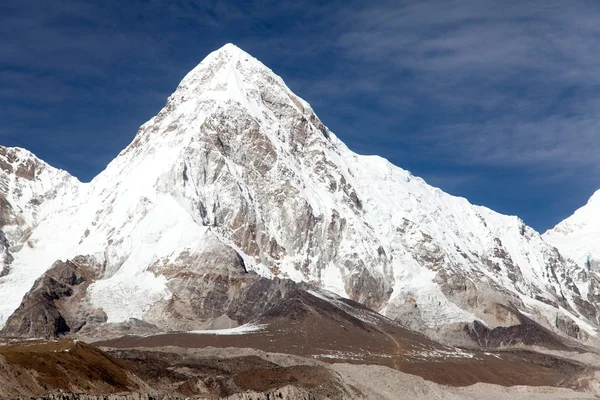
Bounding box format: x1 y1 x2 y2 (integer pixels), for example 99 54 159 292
552 189 600 232
0 145 79 194
0 145 58 190
544 189 600 265
0 145 80 234
0 145 82 283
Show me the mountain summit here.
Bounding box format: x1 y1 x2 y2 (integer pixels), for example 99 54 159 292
1 44 599 346
544 189 600 271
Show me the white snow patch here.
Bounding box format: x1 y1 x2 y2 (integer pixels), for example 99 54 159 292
189 323 265 335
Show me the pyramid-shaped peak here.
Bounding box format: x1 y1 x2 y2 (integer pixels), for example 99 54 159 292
215 43 248 56
175 43 272 94
167 43 312 119
202 43 256 64
190 43 264 75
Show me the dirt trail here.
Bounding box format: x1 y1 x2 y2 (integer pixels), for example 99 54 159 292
377 327 402 369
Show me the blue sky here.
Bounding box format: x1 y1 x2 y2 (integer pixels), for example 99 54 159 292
1 0 599 232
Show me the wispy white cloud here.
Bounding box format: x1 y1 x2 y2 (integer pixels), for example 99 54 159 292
326 1 600 187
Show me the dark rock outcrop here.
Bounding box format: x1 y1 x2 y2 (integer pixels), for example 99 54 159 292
0 230 12 277
0 256 104 339
465 309 572 350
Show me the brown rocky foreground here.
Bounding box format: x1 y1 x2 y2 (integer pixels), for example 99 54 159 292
1 278 599 398
97 288 597 389
0 338 598 400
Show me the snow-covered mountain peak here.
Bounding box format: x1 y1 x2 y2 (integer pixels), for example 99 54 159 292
587 189 600 206
211 42 246 56
168 43 312 122
1 145 46 180
0 145 81 223
176 42 257 94
193 42 257 72
544 188 600 266
0 145 82 311
1 44 599 346
545 189 600 236
111 43 325 182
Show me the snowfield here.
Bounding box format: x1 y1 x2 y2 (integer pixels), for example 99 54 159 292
189 323 265 335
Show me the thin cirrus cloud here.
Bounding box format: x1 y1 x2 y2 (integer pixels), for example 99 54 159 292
333 1 600 175
306 0 600 231
0 1 194 173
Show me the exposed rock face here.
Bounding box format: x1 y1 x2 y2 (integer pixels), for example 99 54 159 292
223 387 315 400
143 235 332 333
0 256 105 339
0 230 12 277
0 44 599 347
466 313 571 350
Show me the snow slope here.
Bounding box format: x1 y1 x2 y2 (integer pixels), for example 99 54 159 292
0 146 82 323
1 44 598 343
545 190 600 266
544 190 600 317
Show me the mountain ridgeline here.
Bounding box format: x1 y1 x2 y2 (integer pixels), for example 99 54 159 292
0 44 598 348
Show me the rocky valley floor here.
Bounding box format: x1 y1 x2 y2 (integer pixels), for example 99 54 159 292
1 278 599 399
0 337 599 400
